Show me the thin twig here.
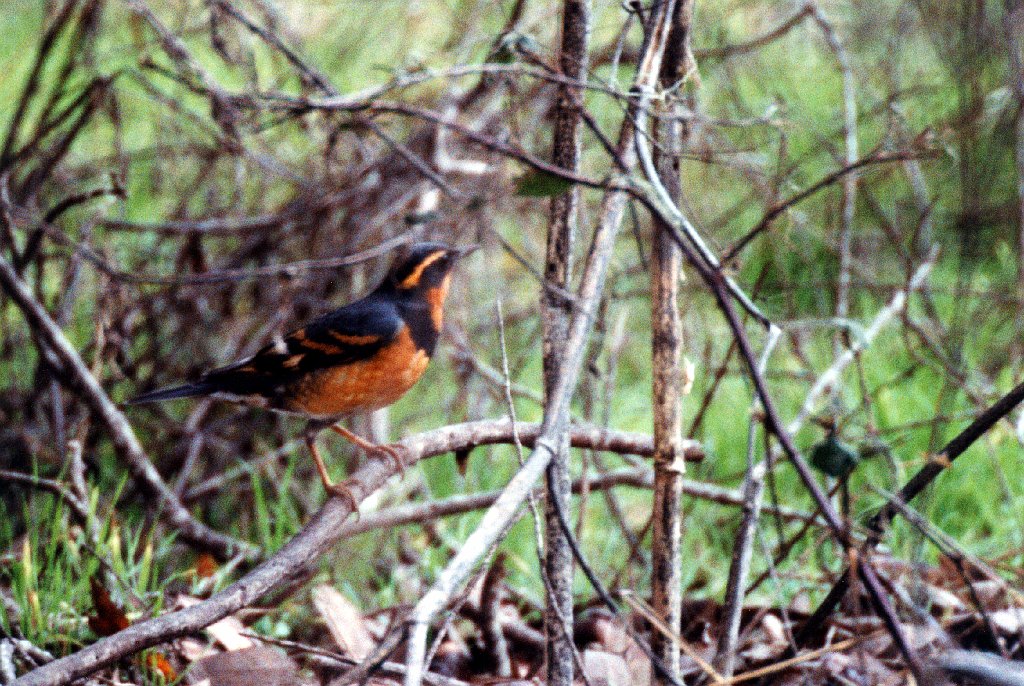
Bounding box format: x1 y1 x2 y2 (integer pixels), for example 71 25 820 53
0 252 256 561
401 6 679 682
13 417 694 686
714 327 781 677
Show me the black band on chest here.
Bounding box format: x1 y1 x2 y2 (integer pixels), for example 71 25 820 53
401 303 440 355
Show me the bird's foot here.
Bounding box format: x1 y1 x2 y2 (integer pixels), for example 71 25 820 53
369 443 407 476
327 425 407 476
325 479 361 519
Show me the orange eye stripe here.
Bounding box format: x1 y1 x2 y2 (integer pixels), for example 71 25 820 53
398 250 446 289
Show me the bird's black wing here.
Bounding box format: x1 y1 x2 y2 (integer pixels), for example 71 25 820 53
202 294 403 398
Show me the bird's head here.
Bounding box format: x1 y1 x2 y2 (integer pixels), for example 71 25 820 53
387 242 477 294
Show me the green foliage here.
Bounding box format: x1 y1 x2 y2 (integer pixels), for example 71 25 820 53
810 434 860 478
2 1 1024 666
249 458 302 553
0 477 173 653
514 170 576 198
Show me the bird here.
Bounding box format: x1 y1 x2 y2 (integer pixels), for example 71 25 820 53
128 241 477 505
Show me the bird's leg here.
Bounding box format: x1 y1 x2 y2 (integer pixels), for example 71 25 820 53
329 424 406 476
305 433 360 515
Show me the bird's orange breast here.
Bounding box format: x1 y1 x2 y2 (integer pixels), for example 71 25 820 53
285 327 430 418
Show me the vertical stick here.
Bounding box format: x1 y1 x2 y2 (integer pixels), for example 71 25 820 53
1005 2 1024 364
649 2 694 683
808 3 858 357
714 327 780 678
404 4 675 683
543 2 592 685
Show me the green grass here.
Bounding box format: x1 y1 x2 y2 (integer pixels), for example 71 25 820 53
1 0 1023 667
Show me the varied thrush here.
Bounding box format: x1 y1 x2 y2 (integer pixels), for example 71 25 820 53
129 241 477 503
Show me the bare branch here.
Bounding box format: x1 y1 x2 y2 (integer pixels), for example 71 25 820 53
0 252 256 561
401 4 681 682
648 2 694 681
12 418 698 686
543 2 593 684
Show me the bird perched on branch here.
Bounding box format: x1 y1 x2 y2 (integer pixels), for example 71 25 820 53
129 241 477 504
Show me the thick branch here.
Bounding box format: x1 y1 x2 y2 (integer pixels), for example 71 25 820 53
12 418 699 686
648 1 693 682
401 5 680 683
543 3 592 684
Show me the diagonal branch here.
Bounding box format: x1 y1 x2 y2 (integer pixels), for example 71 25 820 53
789 247 938 432
11 418 699 686
791 377 1024 654
0 252 257 561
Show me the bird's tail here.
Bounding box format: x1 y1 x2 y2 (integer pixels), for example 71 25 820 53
126 381 216 405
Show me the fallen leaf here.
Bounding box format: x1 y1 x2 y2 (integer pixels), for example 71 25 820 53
576 608 627 653
88 580 176 680
581 649 631 686
187 646 303 686
146 651 177 681
970 580 1006 608
205 615 253 652
811 651 902 686
990 608 1024 634
925 583 966 613
176 595 253 651
178 637 214 662
195 553 218 579
312 585 374 660
761 613 787 646
88 577 130 636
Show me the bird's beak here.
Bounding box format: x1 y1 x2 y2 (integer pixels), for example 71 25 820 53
452 244 480 260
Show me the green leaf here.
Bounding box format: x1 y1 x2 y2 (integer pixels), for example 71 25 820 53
810 434 860 478
492 32 542 63
491 33 519 63
857 437 891 460
404 209 440 225
515 170 574 198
